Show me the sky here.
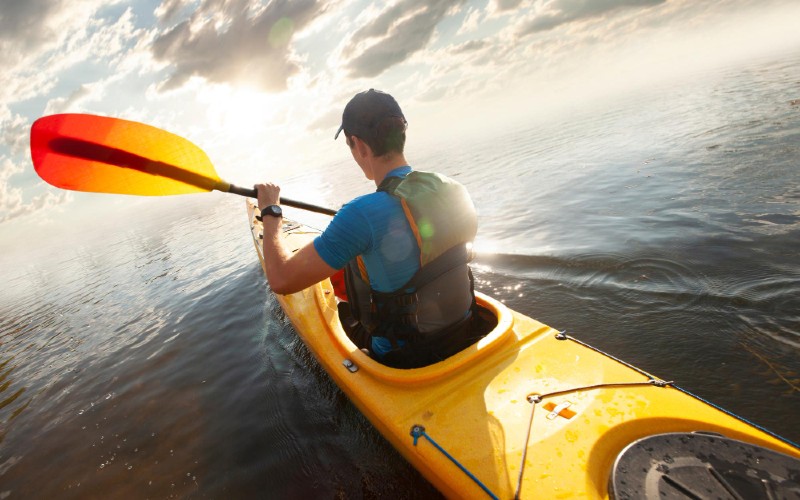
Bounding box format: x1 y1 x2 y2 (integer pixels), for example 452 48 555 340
1 0 800 237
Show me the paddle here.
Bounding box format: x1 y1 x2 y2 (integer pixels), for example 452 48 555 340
30 113 338 216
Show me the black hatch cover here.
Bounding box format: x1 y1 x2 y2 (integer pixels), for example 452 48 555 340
609 432 800 499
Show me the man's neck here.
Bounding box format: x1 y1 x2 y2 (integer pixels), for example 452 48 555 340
371 153 409 187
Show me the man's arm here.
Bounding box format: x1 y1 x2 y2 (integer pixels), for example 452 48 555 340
256 183 337 295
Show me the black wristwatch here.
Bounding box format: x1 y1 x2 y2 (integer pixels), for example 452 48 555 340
257 205 282 221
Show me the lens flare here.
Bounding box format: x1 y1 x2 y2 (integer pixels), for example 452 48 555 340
268 17 294 48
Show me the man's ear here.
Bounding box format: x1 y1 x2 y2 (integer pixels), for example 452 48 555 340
352 136 373 159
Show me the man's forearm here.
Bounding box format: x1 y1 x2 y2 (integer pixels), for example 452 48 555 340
261 217 293 294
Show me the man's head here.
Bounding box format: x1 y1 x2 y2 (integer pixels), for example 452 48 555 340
335 89 407 157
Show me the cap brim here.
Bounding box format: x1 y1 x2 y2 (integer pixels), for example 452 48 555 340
334 124 344 140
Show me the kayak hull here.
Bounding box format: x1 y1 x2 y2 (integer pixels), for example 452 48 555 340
247 202 800 499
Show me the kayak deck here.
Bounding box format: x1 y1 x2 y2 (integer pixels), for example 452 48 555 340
247 202 800 499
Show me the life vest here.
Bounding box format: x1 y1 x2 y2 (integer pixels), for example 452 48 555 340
343 170 477 346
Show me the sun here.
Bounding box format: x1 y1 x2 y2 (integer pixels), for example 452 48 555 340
204 85 279 138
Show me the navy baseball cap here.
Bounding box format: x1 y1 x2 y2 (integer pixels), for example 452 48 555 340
334 89 406 140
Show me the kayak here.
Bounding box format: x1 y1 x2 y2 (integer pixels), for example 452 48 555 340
246 201 800 499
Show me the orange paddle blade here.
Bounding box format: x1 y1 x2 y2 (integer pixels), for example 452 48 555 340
30 114 227 196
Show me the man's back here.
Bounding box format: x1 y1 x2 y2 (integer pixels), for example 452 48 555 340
313 166 420 293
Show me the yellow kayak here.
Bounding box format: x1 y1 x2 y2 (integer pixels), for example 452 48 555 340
247 201 800 499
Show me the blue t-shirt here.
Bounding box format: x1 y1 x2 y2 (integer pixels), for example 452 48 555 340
313 166 419 356
314 166 420 291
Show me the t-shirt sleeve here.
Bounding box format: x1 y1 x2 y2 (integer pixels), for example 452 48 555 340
313 201 372 270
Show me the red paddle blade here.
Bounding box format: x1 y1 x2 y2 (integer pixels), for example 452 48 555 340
30 114 225 196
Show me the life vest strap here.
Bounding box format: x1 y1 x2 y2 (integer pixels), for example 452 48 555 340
402 244 473 292
376 175 403 193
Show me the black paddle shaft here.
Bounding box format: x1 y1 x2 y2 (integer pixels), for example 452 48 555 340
228 184 338 216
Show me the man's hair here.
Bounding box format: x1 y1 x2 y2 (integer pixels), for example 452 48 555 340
347 116 407 157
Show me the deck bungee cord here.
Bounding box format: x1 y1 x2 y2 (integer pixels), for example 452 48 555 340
558 329 800 450
516 378 672 500
410 425 500 500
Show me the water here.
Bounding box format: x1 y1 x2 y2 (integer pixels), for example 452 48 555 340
1 53 799 497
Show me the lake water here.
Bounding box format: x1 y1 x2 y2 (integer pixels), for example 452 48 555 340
1 52 799 498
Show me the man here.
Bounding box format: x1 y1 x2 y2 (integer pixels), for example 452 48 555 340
255 89 481 368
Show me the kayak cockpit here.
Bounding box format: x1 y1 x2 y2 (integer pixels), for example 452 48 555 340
316 276 520 384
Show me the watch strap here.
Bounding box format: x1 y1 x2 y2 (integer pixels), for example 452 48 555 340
256 204 282 221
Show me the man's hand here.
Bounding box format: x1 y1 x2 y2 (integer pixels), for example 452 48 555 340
255 183 281 210
252 181 337 294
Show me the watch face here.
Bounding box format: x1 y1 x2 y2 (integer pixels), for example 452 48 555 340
263 205 282 217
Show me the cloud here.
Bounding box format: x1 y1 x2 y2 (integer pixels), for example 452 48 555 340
0 3 141 111
0 110 67 223
0 157 26 219
449 39 490 55
0 0 125 69
491 0 525 12
0 156 70 223
307 104 342 134
0 113 29 158
151 0 329 92
43 85 95 116
456 6 484 36
517 0 666 35
154 0 193 25
340 0 466 78
0 0 61 65
415 85 449 102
